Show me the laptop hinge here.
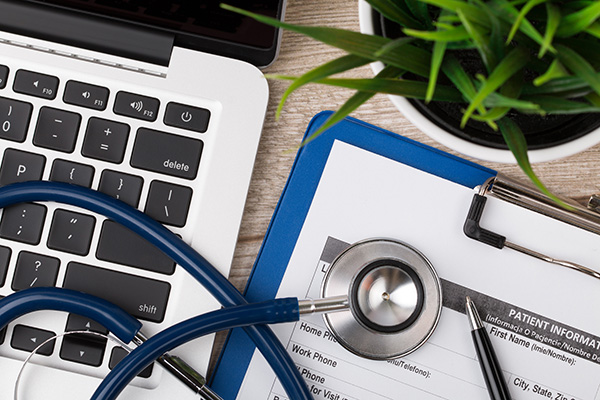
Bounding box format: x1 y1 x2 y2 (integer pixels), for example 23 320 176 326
0 0 174 67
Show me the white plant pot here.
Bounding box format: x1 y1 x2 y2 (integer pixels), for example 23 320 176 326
358 0 600 163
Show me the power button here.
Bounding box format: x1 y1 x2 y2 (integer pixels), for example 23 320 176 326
164 102 210 133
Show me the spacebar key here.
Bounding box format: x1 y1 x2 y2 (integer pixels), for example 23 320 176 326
63 262 171 323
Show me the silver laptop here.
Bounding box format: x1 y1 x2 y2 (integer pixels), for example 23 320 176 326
0 0 284 398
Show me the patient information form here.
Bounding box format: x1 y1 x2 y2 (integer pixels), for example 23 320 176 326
237 141 600 400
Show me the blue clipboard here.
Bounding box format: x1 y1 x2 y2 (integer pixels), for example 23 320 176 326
210 111 496 398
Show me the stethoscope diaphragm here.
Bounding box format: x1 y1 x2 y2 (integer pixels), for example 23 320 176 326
321 238 442 360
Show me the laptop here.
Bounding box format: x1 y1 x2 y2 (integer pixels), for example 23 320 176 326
0 0 285 398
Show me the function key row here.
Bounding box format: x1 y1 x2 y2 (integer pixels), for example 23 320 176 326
1 67 210 132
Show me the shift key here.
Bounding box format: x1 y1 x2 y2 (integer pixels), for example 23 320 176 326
130 128 203 180
63 262 171 323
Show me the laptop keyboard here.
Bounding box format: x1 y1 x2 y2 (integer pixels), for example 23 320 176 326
0 64 213 381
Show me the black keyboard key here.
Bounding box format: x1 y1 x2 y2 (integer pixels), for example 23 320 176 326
61 313 109 366
11 325 56 355
0 203 47 245
13 70 59 100
50 159 95 188
60 335 106 366
0 246 11 287
12 251 60 291
145 181 192 227
63 80 109 111
110 347 153 378
0 148 45 186
164 102 210 133
33 107 81 153
130 128 203 179
98 170 143 208
114 91 159 122
63 262 171 322
0 65 8 89
97 220 175 275
47 209 96 256
0 97 32 142
65 313 108 335
81 117 130 163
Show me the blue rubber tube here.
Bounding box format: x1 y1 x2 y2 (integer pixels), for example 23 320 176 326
93 298 300 400
0 182 311 400
0 287 141 343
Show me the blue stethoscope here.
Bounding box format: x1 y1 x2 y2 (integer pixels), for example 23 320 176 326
0 181 443 400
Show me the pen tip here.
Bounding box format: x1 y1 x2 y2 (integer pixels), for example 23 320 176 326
465 296 483 330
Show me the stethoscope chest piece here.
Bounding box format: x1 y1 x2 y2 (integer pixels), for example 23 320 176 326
321 238 442 360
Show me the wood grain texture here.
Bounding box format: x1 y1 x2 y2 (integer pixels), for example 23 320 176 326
208 0 600 375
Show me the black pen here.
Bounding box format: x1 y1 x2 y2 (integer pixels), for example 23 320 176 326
465 296 512 400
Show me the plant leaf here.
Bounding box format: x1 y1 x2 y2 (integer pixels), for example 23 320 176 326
506 0 547 44
403 26 471 42
375 37 416 57
521 95 600 114
488 0 554 52
461 47 530 127
419 0 488 20
476 71 527 121
498 118 570 209
533 59 568 87
364 0 423 29
446 41 478 50
456 8 497 71
427 40 447 103
522 76 590 95
274 55 371 120
268 76 465 102
483 92 541 111
475 94 545 120
556 2 600 38
481 2 505 66
220 4 432 77
539 3 560 58
441 55 478 101
299 66 405 146
406 0 432 28
561 38 600 70
556 44 600 97
586 22 600 39
585 92 600 107
442 55 497 130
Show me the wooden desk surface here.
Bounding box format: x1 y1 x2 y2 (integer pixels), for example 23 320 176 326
209 0 600 373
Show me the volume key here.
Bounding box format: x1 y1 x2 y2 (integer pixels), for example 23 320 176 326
13 70 59 100
64 81 109 111
114 91 159 122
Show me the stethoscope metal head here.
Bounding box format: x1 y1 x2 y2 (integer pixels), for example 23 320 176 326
321 238 442 360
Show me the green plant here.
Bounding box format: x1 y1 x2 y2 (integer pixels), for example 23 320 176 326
223 1 600 204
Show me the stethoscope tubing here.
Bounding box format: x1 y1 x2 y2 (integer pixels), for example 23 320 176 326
0 287 141 343
93 297 300 400
0 181 312 400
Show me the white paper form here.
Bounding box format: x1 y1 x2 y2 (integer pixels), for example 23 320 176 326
237 140 600 400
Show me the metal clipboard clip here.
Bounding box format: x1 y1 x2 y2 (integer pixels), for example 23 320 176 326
463 174 600 281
